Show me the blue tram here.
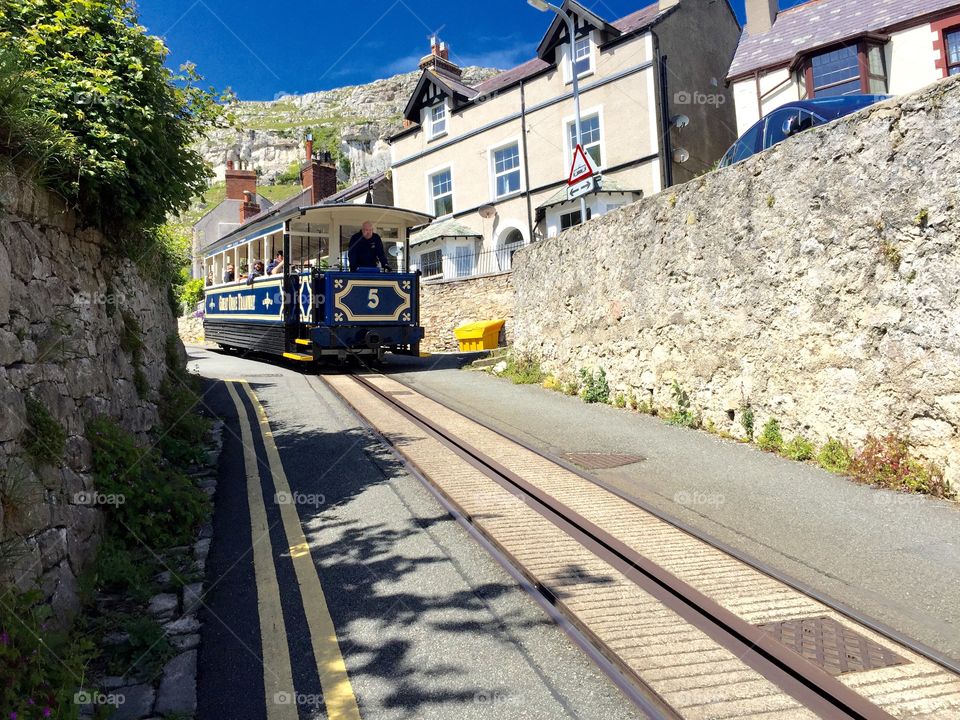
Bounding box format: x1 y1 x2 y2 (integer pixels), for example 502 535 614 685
201 202 432 362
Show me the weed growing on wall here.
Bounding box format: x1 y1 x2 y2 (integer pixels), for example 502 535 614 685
817 438 853 474
22 396 66 466
739 402 755 441
782 435 815 461
667 381 696 427
579 368 610 404
503 352 546 385
848 434 953 498
757 418 783 453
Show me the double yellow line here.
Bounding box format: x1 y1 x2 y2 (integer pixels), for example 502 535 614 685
225 380 362 720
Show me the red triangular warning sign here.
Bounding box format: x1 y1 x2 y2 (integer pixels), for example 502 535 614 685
568 143 594 185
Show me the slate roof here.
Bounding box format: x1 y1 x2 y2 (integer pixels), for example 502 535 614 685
728 0 960 79
537 177 640 209
409 218 481 246
473 2 665 96
323 172 387 203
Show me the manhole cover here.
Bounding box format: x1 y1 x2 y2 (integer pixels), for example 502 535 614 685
757 616 910 676
562 452 645 470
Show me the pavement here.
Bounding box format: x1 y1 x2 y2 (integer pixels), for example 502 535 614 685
383 353 960 665
185 346 645 720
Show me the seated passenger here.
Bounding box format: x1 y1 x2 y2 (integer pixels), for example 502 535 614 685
249 261 265 281
266 251 284 275
205 271 213 287
223 264 235 283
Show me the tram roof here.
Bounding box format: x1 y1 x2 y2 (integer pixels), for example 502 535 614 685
202 202 434 257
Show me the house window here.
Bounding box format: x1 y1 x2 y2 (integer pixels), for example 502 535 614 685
559 210 582 231
947 28 960 76
805 41 886 97
428 103 446 138
419 249 442 278
492 143 521 198
573 35 592 76
429 168 452 216
567 114 602 168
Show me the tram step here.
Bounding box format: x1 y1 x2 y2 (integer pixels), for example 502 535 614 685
294 338 312 346
282 352 314 362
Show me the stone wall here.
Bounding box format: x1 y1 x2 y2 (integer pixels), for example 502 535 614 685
0 158 179 617
513 76 960 483
420 272 515 352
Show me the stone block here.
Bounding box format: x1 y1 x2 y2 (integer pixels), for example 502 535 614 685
154 650 197 717
110 683 155 720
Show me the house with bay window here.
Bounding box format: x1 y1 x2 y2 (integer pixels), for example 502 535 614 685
728 0 960 135
388 0 741 281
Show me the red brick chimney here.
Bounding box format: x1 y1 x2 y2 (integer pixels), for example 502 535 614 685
418 37 462 78
301 135 337 204
225 160 257 201
240 189 261 222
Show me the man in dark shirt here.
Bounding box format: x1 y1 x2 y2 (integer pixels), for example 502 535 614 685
347 222 390 272
223 264 235 283
266 250 283 275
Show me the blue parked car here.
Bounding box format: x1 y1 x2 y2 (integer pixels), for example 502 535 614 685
718 94 889 168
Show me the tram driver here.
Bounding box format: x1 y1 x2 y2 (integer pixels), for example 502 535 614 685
347 222 390 272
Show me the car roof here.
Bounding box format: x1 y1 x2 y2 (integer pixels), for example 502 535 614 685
772 94 889 120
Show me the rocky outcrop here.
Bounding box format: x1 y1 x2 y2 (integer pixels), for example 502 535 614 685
513 76 960 483
0 158 179 616
199 67 498 185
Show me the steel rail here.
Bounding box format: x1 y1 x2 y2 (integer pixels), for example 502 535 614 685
339 371 898 720
383 369 960 678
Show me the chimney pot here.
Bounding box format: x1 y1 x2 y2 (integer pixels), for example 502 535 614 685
745 0 778 34
226 160 234 170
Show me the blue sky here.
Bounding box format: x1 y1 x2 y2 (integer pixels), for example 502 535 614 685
137 0 807 101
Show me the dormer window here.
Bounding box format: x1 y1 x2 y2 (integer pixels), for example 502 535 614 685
428 102 447 139
573 36 592 76
801 40 887 98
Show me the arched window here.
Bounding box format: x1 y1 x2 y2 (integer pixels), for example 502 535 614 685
496 228 525 271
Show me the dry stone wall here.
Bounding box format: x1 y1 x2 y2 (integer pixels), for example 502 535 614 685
0 159 179 618
513 76 960 483
420 273 515 353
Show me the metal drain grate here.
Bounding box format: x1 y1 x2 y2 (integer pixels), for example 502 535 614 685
562 453 645 470
757 616 910 676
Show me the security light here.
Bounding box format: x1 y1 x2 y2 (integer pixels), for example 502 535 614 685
528 0 550 11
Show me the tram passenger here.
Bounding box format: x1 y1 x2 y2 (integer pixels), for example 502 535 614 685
347 222 390 272
249 261 265 281
266 251 284 275
223 264 235 283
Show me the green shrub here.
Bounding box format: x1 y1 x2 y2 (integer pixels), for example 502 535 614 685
612 393 626 408
275 160 301 185
23 395 66 466
86 417 208 550
0 588 95 719
157 377 210 467
579 368 610 404
178 277 205 308
849 434 954 498
102 615 174 677
757 418 783 452
0 1 229 236
667 381 696 427
817 438 852 474
93 535 157 600
783 435 815 461
502 352 545 385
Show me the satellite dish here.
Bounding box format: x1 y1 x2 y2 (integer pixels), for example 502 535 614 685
672 147 690 163
478 205 496 219
388 245 402 257
671 114 690 129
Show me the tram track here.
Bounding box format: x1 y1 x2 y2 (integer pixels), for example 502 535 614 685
312 369 960 720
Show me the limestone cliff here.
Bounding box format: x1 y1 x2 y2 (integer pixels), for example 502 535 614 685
198 67 499 186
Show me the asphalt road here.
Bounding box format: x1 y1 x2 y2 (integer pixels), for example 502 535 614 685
187 346 644 720
383 353 960 665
